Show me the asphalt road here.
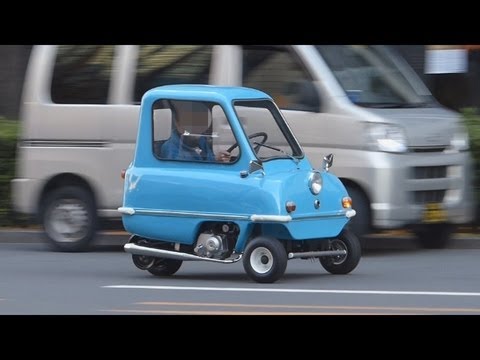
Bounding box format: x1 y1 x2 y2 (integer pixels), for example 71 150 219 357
1 241 480 315
1 227 479 250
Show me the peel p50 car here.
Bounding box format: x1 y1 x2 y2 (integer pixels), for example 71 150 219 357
119 85 361 283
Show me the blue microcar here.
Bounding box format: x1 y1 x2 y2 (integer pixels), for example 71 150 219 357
119 85 361 283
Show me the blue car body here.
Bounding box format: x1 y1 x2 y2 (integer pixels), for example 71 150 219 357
120 85 360 283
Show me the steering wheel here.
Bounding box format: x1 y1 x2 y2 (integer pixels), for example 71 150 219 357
226 132 268 154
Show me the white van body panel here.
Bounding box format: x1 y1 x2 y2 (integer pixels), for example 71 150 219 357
14 45 140 216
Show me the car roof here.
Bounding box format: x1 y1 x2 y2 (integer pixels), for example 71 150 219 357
142 84 272 103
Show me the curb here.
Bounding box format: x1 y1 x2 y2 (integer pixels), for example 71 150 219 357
0 228 479 250
364 232 480 250
0 229 129 245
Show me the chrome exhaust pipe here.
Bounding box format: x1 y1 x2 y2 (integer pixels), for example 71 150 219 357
124 243 242 263
288 249 347 259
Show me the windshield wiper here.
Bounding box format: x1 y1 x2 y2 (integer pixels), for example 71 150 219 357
253 142 300 166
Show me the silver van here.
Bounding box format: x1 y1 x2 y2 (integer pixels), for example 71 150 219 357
11 45 475 251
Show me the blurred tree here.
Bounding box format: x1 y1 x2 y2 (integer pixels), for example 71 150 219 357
0 45 32 119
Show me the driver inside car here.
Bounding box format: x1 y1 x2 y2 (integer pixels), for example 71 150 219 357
159 101 231 163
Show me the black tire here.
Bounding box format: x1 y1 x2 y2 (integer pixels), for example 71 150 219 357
131 238 156 270
344 186 370 248
320 228 361 274
413 223 454 249
147 259 183 276
41 186 97 252
243 236 287 283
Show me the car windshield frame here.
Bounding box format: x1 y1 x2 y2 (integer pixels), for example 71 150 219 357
232 99 304 162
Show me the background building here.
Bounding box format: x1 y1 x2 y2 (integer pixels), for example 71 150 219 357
394 45 480 111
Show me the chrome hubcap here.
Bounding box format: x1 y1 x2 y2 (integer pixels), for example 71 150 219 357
250 246 273 274
329 239 347 265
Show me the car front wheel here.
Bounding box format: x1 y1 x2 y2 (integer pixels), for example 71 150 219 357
319 228 361 275
243 236 287 283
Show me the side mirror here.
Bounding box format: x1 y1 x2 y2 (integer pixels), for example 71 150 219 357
322 153 334 172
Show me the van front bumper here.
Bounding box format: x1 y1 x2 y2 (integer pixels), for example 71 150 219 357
367 151 476 229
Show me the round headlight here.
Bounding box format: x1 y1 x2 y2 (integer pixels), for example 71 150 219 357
309 171 322 195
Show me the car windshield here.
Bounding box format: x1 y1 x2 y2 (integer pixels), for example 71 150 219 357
315 45 436 108
233 99 303 161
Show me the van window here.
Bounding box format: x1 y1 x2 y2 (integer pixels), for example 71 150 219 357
51 45 115 104
134 45 213 103
242 46 316 111
315 45 433 107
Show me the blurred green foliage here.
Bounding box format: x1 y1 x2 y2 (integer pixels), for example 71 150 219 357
0 118 24 226
462 108 480 223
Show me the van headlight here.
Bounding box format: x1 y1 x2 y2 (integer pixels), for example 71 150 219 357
309 171 322 195
450 124 469 151
365 123 407 153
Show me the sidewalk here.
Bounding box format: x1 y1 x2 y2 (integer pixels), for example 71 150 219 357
0 227 479 250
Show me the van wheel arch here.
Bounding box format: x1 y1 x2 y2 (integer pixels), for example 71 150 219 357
340 180 371 243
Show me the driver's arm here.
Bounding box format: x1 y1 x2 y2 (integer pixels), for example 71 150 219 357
215 150 231 163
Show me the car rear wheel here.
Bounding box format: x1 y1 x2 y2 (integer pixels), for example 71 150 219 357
130 238 156 270
147 259 183 276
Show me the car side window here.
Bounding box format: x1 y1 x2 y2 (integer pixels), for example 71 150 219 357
133 45 213 104
51 45 115 104
152 99 236 163
242 46 319 112
152 103 173 156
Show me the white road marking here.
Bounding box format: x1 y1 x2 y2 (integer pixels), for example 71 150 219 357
102 285 480 297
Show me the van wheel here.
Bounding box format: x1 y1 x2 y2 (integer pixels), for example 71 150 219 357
148 259 183 276
345 186 370 247
413 223 453 249
243 237 287 283
320 229 361 274
41 186 97 252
